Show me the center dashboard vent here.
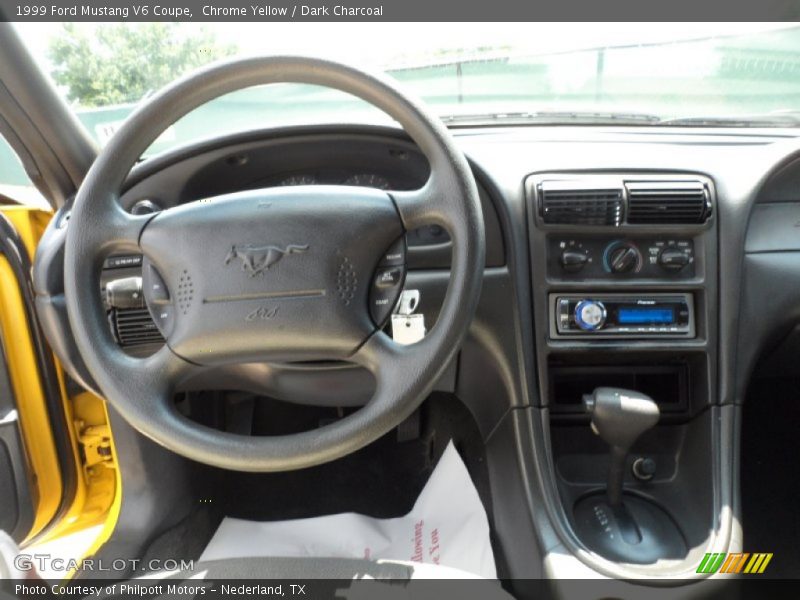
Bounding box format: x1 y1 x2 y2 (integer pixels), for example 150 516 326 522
533 176 712 226
538 182 624 226
625 181 711 224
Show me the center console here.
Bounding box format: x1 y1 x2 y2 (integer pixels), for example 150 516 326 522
526 171 719 575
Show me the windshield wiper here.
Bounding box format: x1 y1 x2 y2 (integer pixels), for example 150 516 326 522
441 110 663 126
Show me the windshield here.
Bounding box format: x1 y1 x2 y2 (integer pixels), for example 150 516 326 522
13 22 800 159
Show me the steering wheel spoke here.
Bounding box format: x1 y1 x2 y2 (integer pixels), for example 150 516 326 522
86 201 149 253
103 342 195 409
350 330 402 375
390 177 451 232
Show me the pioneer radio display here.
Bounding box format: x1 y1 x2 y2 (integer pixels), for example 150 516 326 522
551 293 695 338
617 307 674 324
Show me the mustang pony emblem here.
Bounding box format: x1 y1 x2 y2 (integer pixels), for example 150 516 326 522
224 244 309 277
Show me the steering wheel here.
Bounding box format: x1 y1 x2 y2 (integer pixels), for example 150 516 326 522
64 57 484 472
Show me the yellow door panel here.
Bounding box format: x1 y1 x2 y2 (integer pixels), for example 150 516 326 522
0 207 120 554
0 250 63 538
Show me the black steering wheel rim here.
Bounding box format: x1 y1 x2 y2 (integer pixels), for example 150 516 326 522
64 56 484 472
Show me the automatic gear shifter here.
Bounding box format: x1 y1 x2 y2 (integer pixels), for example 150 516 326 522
583 387 660 507
572 387 687 564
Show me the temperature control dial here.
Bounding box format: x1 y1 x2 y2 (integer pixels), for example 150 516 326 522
605 242 642 274
574 299 607 331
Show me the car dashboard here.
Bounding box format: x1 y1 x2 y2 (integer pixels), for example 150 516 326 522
31 121 800 583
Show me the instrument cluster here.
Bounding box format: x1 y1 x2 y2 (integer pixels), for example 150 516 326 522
279 171 392 190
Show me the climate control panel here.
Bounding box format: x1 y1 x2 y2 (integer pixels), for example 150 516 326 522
548 237 695 280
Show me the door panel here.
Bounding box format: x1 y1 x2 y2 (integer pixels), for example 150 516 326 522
0 206 121 558
0 208 72 542
0 337 35 540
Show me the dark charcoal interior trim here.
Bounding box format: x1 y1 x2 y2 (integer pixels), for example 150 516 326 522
119 126 506 269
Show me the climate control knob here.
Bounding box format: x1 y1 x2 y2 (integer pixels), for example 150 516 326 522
658 248 691 271
606 243 641 274
560 249 589 272
574 299 607 331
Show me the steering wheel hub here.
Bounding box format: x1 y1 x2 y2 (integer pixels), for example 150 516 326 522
140 185 404 366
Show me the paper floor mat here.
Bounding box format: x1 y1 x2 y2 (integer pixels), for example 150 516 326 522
199 441 496 578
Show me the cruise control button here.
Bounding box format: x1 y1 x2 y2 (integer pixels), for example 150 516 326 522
141 259 175 337
374 267 403 289
151 305 174 337
370 293 394 324
369 267 406 326
379 237 406 267
144 264 170 303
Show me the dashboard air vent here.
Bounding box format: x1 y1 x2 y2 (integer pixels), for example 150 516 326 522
626 181 710 224
539 182 624 226
112 307 164 347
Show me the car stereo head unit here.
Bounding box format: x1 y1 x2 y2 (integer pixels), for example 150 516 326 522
550 293 695 338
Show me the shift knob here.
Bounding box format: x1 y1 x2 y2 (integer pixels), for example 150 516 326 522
583 387 660 450
583 387 659 507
